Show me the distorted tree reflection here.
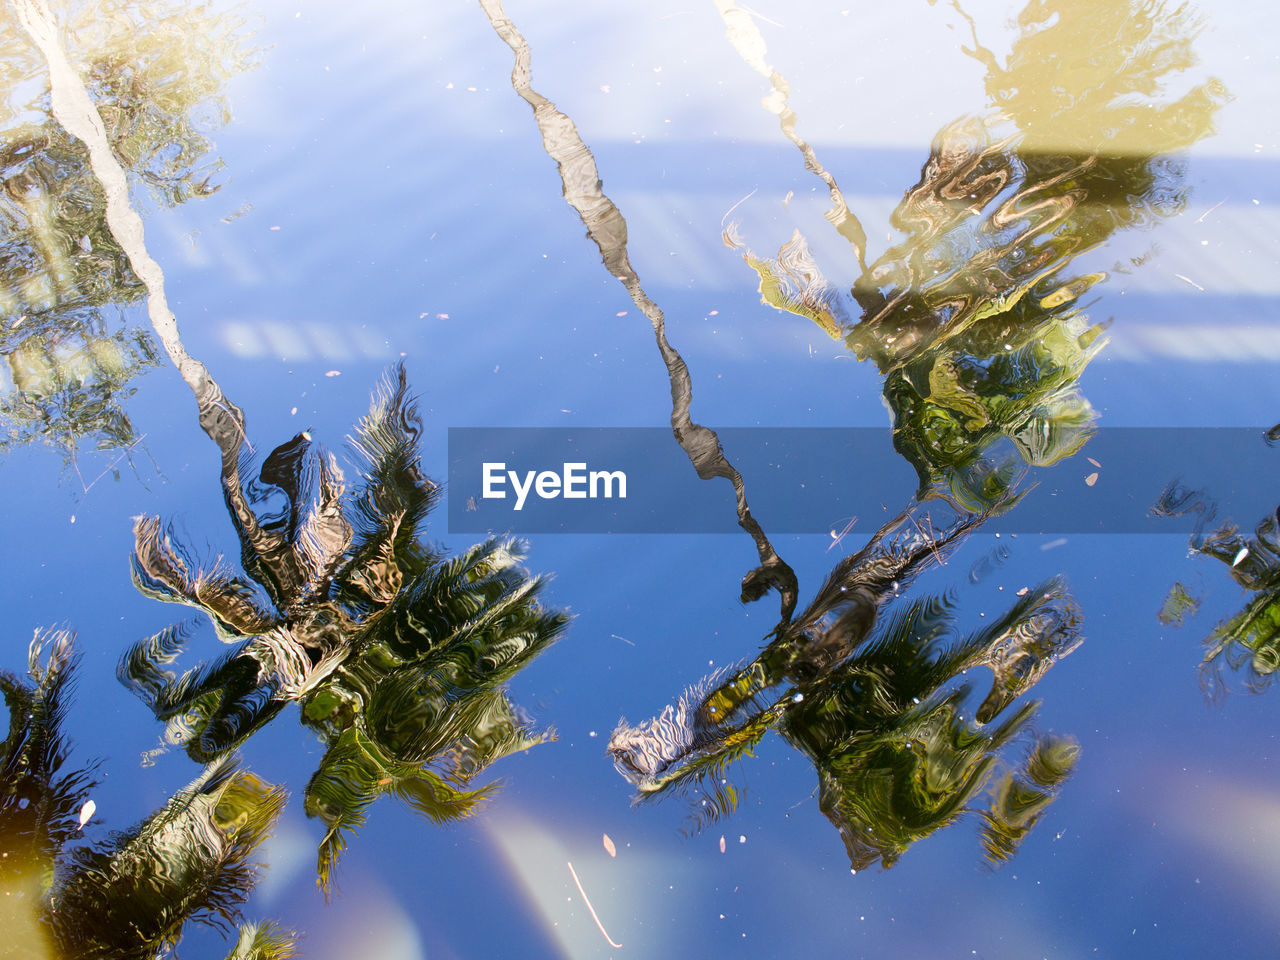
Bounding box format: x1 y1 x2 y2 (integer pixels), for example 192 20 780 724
1156 483 1280 697
728 0 1227 506
481 0 1089 868
1 629 292 960
13 0 564 902
1 629 98 951
624 2 1226 853
480 0 799 623
119 365 568 892
610 503 1082 868
0 0 255 471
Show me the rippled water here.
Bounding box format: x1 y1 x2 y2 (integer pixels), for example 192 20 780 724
3 1 1280 957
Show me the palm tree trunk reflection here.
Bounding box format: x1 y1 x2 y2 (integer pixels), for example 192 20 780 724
609 0 1224 869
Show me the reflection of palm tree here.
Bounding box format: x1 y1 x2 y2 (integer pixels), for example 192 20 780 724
480 0 799 625
52 760 285 960
785 582 1080 869
726 0 1227 505
120 366 568 891
1 629 98 922
656 3 1221 861
978 734 1078 866
16 0 565 899
2 630 290 960
300 535 566 892
610 503 1083 867
1157 483 1280 695
222 922 299 960
0 0 255 469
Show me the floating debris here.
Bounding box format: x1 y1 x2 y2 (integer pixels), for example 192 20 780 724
1085 472 1099 487
719 835 726 853
1194 198 1226 223
78 799 96 829
567 861 622 949
220 202 253 223
828 515 857 552
602 833 616 858
1157 582 1200 626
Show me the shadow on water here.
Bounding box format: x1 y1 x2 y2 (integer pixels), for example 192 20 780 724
0 0 256 486
480 0 1225 871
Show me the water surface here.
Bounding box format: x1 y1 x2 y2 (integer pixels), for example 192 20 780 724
3 1 1280 957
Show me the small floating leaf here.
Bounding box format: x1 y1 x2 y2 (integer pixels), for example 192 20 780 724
1157 582 1200 626
602 833 616 858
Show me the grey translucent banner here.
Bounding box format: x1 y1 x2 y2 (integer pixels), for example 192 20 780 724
447 427 1278 534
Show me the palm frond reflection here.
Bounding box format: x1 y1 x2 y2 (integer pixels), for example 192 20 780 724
611 502 1083 869
1156 482 1280 697
2 630 290 960
119 365 568 892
